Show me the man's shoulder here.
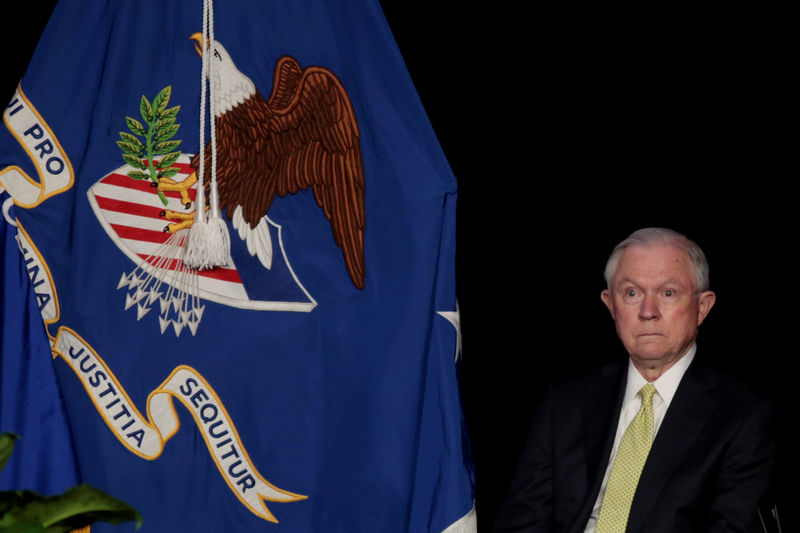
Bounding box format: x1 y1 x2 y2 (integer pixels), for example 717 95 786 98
685 359 774 413
547 357 627 402
549 356 774 415
552 357 627 386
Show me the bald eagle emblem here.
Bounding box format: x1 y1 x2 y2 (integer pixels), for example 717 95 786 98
88 37 366 336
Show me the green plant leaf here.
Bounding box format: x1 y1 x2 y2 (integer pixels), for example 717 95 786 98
161 105 180 121
157 167 180 179
0 484 142 531
154 124 180 143
140 95 154 124
122 154 146 170
0 433 20 472
152 86 171 116
154 116 176 131
158 151 181 169
153 140 181 155
2 520 47 533
126 171 150 181
125 117 146 136
1 490 45 519
116 141 143 156
119 132 145 149
0 491 50 530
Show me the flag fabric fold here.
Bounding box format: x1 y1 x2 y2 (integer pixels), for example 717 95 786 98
0 1 474 531
0 207 82 494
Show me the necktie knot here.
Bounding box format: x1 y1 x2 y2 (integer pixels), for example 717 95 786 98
640 383 656 406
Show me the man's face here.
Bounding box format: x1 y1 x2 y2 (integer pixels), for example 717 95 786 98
601 244 716 375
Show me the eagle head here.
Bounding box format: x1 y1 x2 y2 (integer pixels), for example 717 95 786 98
189 33 256 116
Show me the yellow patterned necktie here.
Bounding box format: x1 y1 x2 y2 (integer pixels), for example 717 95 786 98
596 383 657 533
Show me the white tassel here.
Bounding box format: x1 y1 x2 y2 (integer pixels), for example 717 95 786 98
182 0 231 270
184 219 212 269
185 216 230 270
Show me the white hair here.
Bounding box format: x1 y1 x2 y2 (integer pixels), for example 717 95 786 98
604 227 710 291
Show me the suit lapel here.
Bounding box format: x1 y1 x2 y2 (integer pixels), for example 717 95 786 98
575 360 628 525
626 360 721 532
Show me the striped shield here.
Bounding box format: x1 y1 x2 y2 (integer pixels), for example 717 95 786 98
87 155 316 336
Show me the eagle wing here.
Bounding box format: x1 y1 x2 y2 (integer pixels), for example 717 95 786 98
194 56 366 289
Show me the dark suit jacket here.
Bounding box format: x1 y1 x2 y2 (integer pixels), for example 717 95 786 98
493 357 776 533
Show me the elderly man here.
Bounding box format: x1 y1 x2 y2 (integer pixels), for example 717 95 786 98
494 228 776 533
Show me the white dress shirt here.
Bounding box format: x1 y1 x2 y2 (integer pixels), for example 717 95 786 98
583 344 697 533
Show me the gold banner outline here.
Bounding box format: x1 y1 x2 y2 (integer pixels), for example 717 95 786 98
15 220 60 340
151 366 308 522
52 327 169 459
52 326 306 523
1 84 75 208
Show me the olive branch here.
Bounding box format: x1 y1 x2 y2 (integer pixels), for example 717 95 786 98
117 86 182 206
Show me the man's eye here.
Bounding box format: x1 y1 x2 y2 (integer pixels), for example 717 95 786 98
625 289 638 297
664 289 675 297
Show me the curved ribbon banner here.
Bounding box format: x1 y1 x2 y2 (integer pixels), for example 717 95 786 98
52 326 306 523
1 86 75 208
14 220 59 339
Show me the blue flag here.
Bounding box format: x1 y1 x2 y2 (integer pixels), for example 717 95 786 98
0 1 474 532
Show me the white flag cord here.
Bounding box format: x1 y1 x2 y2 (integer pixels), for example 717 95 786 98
185 0 230 270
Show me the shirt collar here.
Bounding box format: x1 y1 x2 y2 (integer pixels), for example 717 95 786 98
623 343 696 408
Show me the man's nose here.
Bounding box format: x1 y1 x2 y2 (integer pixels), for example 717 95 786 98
638 293 660 320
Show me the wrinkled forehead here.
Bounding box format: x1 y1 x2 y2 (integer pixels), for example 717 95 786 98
613 243 696 287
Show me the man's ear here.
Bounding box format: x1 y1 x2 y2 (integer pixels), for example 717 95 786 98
697 290 716 326
601 289 615 319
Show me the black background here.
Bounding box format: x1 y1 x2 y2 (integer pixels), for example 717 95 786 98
2 2 795 531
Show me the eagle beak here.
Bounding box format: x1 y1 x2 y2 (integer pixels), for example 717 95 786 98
189 32 204 56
